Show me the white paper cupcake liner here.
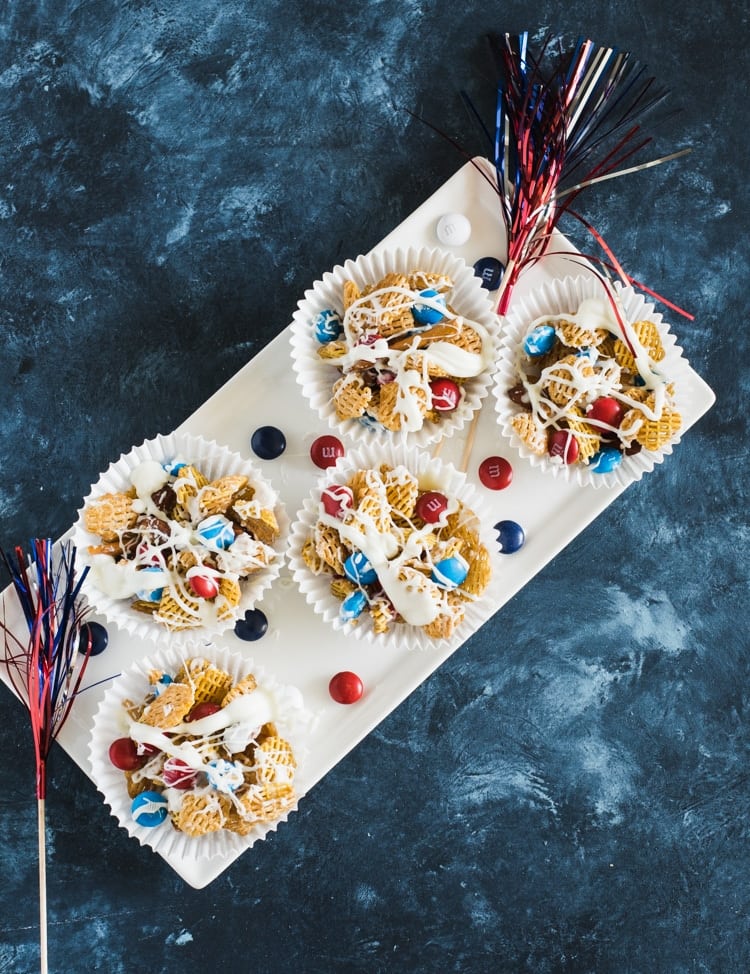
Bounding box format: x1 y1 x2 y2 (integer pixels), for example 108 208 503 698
287 442 499 652
289 245 501 449
494 275 691 489
88 645 315 861
73 432 288 648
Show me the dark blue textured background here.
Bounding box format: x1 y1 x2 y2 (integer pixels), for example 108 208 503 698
0 2 747 972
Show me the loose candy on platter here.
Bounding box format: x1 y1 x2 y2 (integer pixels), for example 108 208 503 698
310 435 345 469
251 426 287 460
328 671 364 705
80 452 282 633
473 256 504 291
109 656 303 838
78 620 109 656
505 296 683 474
435 212 472 246
478 456 513 491
299 463 492 640
234 608 269 642
494 520 525 554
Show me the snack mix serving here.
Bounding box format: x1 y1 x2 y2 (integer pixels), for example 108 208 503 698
301 463 492 638
314 269 495 434
109 657 298 837
82 459 281 630
507 297 682 474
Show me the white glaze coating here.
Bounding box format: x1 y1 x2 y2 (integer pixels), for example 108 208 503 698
84 461 280 629
334 279 495 432
513 297 678 462
311 463 483 630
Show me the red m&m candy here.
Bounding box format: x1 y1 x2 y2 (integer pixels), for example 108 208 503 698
415 491 448 524
548 429 579 464
310 435 345 469
321 483 354 518
185 702 221 722
429 378 461 412
162 758 199 790
478 456 513 490
108 738 148 772
189 571 220 599
586 396 625 430
329 671 364 704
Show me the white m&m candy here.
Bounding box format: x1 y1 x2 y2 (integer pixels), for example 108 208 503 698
436 212 471 246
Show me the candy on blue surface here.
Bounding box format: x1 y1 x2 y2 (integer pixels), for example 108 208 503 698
589 447 623 474
411 288 446 326
431 554 469 590
495 519 525 554
234 608 268 641
314 308 343 343
195 514 235 549
251 425 286 460
436 212 471 246
135 566 165 603
78 620 109 656
473 256 505 290
343 551 378 585
131 790 168 828
523 324 557 357
340 589 368 622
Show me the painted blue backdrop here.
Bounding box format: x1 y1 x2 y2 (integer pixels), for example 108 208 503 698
0 2 747 972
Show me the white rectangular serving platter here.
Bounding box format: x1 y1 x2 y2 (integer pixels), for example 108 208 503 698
0 158 715 888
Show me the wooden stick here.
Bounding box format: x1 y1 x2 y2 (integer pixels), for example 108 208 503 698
38 798 48 974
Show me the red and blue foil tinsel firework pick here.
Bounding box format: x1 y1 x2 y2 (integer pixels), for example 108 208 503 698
1 539 93 974
456 32 692 316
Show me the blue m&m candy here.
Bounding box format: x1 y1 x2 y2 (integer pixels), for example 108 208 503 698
340 589 368 622
431 554 469 590
163 459 187 476
523 324 556 357
411 289 445 326
251 425 286 460
343 552 378 586
589 447 623 474
314 308 343 343
153 674 173 695
207 759 244 793
234 608 268 641
473 256 504 291
132 791 168 828
195 514 235 550
78 621 109 656
495 519 525 554
135 566 165 603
